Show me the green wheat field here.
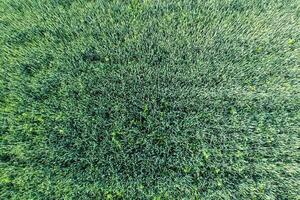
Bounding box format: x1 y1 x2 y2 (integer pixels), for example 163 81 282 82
1 0 299 199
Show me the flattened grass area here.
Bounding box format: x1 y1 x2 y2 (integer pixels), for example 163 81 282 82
1 0 299 199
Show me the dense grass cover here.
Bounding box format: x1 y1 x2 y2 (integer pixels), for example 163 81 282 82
1 0 300 199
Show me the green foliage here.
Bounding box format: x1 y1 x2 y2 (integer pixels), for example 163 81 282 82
1 0 300 199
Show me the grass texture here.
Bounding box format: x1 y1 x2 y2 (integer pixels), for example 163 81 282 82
1 0 300 199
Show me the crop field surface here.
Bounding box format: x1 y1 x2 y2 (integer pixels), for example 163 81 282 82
0 0 300 199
